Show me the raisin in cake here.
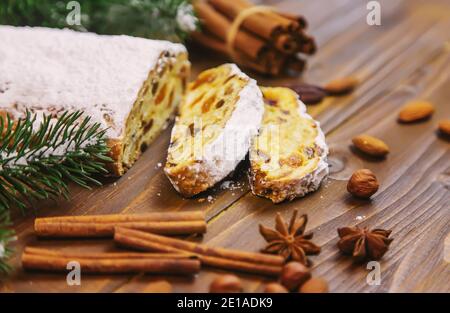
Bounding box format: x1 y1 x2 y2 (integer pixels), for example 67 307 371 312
164 64 264 197
0 26 190 176
249 87 328 203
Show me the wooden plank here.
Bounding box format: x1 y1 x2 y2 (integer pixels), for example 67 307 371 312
168 1 450 292
180 40 450 292
2 0 449 292
121 1 450 292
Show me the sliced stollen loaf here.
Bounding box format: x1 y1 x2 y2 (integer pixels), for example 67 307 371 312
0 26 190 176
165 64 264 197
249 87 329 203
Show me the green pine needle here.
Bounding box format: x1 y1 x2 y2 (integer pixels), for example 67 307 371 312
0 110 112 275
0 0 198 42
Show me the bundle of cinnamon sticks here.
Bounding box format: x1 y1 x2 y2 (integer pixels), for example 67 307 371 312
115 227 284 276
24 211 285 276
192 0 316 76
22 247 201 275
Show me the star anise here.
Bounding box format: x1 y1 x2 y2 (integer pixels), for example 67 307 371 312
259 210 321 266
337 226 393 262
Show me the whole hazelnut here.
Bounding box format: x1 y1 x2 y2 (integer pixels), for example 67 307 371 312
299 277 329 293
209 274 242 293
347 169 379 198
280 262 311 291
438 119 450 136
263 283 289 293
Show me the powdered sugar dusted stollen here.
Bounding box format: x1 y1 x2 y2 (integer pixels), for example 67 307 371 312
249 87 328 203
0 26 190 175
164 64 264 197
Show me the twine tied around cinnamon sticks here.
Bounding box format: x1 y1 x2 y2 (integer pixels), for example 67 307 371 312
192 0 316 76
225 5 276 67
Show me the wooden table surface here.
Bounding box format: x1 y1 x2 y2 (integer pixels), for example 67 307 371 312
1 0 449 293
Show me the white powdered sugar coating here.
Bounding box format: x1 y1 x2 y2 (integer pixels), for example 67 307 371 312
292 95 329 197
248 90 329 202
199 64 264 182
0 26 186 138
200 64 264 181
165 64 264 193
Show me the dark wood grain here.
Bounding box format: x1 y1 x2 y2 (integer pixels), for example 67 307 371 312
1 0 449 292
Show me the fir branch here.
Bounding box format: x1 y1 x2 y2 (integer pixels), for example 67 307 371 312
0 211 14 275
0 110 112 274
0 110 112 211
0 0 198 42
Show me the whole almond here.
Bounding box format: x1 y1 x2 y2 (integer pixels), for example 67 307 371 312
263 283 289 293
299 277 329 293
347 169 379 199
324 77 359 95
398 100 434 123
438 120 450 136
352 134 389 157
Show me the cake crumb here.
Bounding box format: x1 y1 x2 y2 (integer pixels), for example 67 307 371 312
220 180 243 191
355 215 366 221
221 181 232 189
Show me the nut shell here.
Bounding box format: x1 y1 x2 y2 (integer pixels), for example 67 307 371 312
347 169 379 199
209 274 242 293
280 262 311 291
398 100 434 123
352 134 389 157
299 277 329 293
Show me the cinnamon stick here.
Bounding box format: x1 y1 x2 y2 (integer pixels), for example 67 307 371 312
278 12 308 29
22 252 200 275
198 254 282 276
209 0 296 37
194 0 287 74
115 227 283 265
194 0 267 60
35 220 206 238
114 227 284 276
286 57 306 75
208 0 305 54
275 33 298 54
191 31 286 76
193 0 315 75
115 232 282 276
34 212 207 238
36 211 205 223
191 31 228 55
24 247 195 259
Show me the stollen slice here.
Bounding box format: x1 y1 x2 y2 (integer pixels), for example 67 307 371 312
165 64 264 197
249 87 329 203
